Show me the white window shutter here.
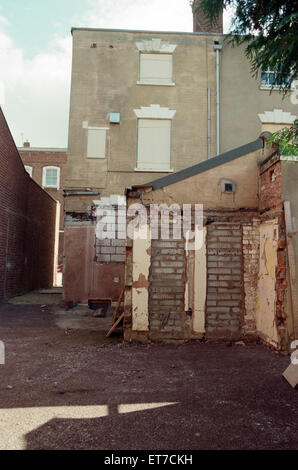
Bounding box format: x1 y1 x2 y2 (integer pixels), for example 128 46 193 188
87 129 106 158
137 119 171 170
140 54 172 84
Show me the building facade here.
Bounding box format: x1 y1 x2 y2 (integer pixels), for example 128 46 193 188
64 7 297 303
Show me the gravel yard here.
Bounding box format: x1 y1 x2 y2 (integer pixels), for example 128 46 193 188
0 301 297 450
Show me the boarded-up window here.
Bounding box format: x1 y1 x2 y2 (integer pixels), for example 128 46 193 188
137 119 171 170
139 53 173 85
87 128 106 159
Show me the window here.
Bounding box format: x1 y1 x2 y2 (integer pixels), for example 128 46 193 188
42 166 60 189
134 105 176 172
135 38 177 86
24 165 32 177
260 70 291 89
87 128 107 159
137 119 172 171
138 53 174 86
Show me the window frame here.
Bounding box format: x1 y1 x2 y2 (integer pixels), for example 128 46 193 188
260 69 293 90
42 166 60 190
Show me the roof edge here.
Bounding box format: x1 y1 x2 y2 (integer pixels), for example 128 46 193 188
71 26 224 37
147 139 264 191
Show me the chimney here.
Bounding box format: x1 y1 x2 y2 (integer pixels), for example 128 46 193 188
24 140 30 148
192 0 223 33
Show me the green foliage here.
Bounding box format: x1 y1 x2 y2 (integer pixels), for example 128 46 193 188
196 0 298 90
267 119 298 156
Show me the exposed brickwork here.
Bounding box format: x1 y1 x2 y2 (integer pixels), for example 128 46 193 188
95 238 126 263
206 222 243 340
259 160 282 213
259 158 289 347
242 219 260 336
0 109 57 300
149 239 186 338
19 147 67 264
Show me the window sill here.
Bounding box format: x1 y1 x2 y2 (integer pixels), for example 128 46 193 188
260 85 295 91
136 81 175 87
134 168 174 173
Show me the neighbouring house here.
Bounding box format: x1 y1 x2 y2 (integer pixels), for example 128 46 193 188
123 135 298 351
18 142 67 278
0 108 60 300
63 4 297 303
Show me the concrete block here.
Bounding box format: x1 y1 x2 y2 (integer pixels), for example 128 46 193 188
101 247 116 254
111 254 125 263
283 364 298 388
98 254 111 263
112 239 126 247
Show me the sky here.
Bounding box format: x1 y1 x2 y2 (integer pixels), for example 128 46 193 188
0 0 233 148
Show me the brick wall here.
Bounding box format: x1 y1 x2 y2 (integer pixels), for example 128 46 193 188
259 158 282 213
0 108 57 300
96 239 126 263
19 149 66 229
206 222 243 340
19 148 67 266
149 239 186 339
242 219 260 336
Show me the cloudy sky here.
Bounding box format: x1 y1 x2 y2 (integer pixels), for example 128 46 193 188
0 0 233 148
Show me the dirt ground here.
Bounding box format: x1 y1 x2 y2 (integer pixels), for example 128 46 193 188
0 298 297 451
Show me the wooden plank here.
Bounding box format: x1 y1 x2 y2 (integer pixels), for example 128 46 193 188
284 201 298 337
106 313 124 338
111 286 125 325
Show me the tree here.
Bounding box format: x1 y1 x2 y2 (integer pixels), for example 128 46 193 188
192 0 298 154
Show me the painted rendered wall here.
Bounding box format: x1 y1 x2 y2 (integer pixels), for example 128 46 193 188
281 160 298 338
220 42 297 153
192 226 207 333
131 226 151 331
256 220 279 347
66 28 220 203
138 148 263 209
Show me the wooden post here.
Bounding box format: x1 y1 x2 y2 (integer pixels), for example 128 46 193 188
284 201 298 339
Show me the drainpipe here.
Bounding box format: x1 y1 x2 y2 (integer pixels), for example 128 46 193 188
207 88 211 159
214 42 222 155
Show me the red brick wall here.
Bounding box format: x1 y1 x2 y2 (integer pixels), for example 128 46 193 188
19 149 67 230
259 159 282 212
0 108 57 300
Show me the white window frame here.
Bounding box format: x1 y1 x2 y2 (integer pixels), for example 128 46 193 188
42 166 60 190
260 69 294 90
24 165 32 177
